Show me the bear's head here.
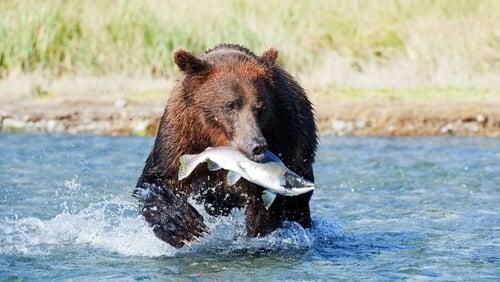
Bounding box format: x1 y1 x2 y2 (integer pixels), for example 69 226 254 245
172 45 280 161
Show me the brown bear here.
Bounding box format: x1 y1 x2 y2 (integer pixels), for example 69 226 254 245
134 44 317 248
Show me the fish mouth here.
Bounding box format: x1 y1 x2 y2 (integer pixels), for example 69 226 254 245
287 185 315 196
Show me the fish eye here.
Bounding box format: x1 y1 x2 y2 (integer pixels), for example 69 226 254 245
282 172 294 189
283 180 293 189
283 171 307 188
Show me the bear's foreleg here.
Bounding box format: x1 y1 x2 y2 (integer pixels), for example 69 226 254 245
244 186 284 237
133 184 209 248
283 164 314 228
283 192 313 228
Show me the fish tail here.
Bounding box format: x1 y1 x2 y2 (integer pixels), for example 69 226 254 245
178 154 200 180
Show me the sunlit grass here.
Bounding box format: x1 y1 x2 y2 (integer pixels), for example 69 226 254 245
0 0 498 102
128 90 165 102
317 86 498 101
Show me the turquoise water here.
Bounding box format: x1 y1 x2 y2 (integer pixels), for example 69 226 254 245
1 134 499 280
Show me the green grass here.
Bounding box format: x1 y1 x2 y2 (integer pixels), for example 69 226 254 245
318 86 498 101
0 0 498 81
128 90 165 102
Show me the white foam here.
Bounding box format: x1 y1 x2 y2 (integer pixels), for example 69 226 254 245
1 193 344 257
0 195 177 257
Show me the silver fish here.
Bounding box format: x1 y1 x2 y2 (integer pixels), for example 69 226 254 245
178 146 315 209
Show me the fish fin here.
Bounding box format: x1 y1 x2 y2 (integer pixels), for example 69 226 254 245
262 190 277 209
206 160 221 171
226 171 242 186
178 154 199 180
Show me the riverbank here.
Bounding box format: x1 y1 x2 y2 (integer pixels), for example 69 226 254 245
2 94 499 137
1 1 498 137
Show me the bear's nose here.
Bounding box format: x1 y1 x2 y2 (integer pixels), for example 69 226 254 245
251 138 267 158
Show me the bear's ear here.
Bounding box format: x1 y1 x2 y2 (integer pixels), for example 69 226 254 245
260 48 279 66
173 49 209 74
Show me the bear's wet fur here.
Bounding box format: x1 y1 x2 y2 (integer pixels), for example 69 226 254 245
135 44 317 248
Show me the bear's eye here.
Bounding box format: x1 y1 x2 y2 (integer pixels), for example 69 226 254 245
225 100 239 112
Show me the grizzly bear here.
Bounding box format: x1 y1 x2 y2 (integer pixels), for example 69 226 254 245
134 44 317 248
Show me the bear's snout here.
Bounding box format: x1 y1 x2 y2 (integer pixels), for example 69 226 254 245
231 135 268 162
250 137 267 161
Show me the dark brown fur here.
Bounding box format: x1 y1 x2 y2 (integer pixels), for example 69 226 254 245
134 44 317 248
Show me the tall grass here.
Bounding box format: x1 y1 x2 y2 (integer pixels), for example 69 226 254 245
0 0 498 88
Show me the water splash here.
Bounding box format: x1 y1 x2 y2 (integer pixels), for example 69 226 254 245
0 195 176 257
0 193 344 258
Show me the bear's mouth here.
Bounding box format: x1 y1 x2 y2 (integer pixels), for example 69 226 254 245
229 139 267 162
234 147 265 162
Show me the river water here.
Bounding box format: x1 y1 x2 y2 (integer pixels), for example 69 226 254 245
1 134 499 280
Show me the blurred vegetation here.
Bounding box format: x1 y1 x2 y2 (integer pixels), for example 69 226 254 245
318 86 498 101
0 0 498 83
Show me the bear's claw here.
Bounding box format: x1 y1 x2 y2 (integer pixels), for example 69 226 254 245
133 184 209 248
